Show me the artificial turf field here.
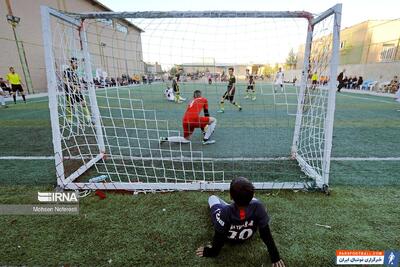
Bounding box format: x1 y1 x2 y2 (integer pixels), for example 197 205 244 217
0 82 399 266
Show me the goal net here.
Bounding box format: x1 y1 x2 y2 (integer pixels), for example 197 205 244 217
41 5 341 191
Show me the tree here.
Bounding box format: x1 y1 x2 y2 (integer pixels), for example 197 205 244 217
169 66 177 76
260 64 275 79
169 65 182 76
285 49 297 70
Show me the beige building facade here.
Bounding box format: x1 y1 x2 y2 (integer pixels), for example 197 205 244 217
294 19 400 81
181 63 250 79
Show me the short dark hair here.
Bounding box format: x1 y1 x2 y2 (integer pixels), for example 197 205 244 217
230 177 254 207
228 67 234 71
193 90 202 98
70 57 78 63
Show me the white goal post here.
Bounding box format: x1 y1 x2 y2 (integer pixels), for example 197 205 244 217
41 5 342 192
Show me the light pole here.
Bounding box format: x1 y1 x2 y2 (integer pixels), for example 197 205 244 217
5 0 34 93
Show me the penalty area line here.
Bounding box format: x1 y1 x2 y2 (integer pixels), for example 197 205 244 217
1 156 400 161
340 94 396 104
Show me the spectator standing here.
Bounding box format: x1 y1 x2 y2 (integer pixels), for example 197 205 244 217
337 69 345 92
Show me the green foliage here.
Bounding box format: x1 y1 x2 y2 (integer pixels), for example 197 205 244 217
260 64 277 78
0 186 399 266
169 65 183 76
285 48 297 70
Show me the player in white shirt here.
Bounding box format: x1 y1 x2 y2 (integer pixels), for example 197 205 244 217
274 67 284 92
395 87 400 102
164 87 175 102
0 87 8 108
395 86 400 111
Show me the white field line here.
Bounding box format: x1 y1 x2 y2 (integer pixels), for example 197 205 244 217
26 99 49 104
5 98 49 104
4 93 48 102
341 88 395 98
2 84 137 103
1 156 400 161
341 93 397 104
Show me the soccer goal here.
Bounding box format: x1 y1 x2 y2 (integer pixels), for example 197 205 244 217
41 5 341 192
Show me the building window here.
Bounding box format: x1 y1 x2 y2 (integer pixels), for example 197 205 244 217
380 44 396 62
340 41 346 50
96 18 113 28
116 23 128 33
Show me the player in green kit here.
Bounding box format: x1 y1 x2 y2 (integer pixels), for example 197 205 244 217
217 67 242 113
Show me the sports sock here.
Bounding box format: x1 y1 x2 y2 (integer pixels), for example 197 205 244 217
208 195 227 208
166 136 190 143
82 105 91 122
204 120 217 140
66 105 73 122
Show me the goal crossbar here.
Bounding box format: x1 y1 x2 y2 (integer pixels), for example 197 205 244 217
72 10 314 20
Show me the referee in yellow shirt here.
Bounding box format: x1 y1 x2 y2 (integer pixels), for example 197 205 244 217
6 67 26 104
311 72 318 90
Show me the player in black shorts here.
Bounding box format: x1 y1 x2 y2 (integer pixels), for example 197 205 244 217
217 67 242 113
0 78 11 96
196 177 286 267
172 73 186 103
63 58 90 123
245 75 256 100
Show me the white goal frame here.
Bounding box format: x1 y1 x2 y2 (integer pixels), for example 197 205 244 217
41 5 342 191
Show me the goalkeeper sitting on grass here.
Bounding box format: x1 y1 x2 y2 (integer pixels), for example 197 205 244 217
196 177 286 267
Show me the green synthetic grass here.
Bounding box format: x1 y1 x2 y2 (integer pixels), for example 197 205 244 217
0 186 399 266
1 84 399 159
0 84 399 266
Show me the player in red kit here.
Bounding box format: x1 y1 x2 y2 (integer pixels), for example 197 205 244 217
160 90 217 145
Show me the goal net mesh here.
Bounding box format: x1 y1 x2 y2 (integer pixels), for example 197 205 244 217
42 8 339 191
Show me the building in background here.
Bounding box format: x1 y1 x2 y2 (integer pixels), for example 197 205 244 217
180 63 251 79
145 62 162 74
0 0 144 92
294 19 400 81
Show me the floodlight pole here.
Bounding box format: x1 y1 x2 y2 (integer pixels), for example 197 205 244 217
5 0 34 94
124 31 129 77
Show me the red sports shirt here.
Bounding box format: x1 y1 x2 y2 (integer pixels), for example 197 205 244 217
183 97 208 121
